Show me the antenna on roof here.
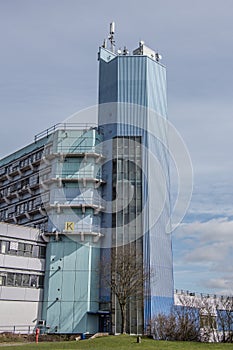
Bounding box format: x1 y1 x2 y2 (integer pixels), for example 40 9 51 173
108 21 115 53
102 39 107 48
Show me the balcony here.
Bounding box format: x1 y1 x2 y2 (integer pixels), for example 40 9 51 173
62 230 104 243
47 196 104 213
52 223 104 243
40 171 105 189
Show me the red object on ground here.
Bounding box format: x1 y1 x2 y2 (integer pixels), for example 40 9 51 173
35 328 40 343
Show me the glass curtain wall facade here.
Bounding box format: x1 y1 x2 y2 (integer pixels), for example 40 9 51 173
112 136 143 333
98 44 174 333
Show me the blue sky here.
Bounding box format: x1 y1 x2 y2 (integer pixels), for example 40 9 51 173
0 0 233 295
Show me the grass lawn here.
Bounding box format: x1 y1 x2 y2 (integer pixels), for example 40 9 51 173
0 335 232 350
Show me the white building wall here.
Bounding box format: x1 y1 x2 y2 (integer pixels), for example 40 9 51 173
0 299 42 333
0 223 46 333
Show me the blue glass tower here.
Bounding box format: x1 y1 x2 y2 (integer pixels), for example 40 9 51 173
98 40 174 333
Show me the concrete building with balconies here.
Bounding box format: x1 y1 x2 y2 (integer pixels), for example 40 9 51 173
0 124 105 333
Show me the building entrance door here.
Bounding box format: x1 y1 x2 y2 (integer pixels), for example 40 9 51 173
99 314 111 333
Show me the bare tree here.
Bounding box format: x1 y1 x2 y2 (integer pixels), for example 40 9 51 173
149 300 200 341
194 294 233 343
155 292 233 343
199 295 233 343
216 296 233 343
101 243 149 334
149 309 200 342
149 313 177 340
196 295 218 342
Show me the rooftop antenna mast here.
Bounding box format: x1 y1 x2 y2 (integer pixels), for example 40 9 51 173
108 22 115 53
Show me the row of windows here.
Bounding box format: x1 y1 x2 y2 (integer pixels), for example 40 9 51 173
0 144 53 178
112 137 142 241
0 193 49 220
0 150 44 177
16 197 42 214
112 136 141 157
0 272 44 288
0 240 46 258
0 173 40 198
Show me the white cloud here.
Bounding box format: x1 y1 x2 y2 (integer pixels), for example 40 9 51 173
202 278 233 295
176 218 233 242
174 217 233 294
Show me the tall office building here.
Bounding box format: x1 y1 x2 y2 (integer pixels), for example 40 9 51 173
0 26 173 334
98 29 173 333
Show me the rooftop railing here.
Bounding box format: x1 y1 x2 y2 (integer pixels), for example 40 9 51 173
34 123 98 143
175 289 232 300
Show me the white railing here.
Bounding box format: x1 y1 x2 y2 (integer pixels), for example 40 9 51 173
0 325 35 334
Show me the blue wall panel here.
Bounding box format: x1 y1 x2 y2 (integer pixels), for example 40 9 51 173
43 237 99 333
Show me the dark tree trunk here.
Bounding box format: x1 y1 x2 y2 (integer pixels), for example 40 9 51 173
120 303 127 334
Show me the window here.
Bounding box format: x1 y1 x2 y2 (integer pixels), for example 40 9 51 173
28 200 33 211
20 157 29 168
1 272 43 288
32 245 39 258
30 275 37 288
29 174 39 187
1 240 34 257
39 245 46 259
22 274 30 287
7 206 15 218
9 241 18 255
3 210 8 220
38 275 44 288
21 178 29 189
43 144 52 156
8 161 19 174
7 273 15 286
0 240 46 258
0 241 7 254
18 242 25 256
0 167 6 176
3 272 44 288
0 275 6 286
15 274 22 287
34 197 42 208
24 244 33 257
31 150 43 163
16 203 25 215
